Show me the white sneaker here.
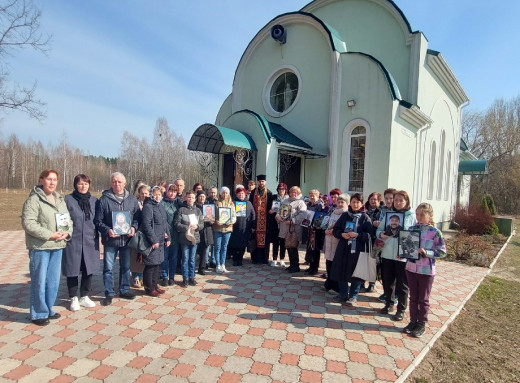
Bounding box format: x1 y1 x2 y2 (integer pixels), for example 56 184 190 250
279 261 286 267
70 296 80 312
222 266 229 273
269 260 276 267
79 296 96 308
216 265 223 273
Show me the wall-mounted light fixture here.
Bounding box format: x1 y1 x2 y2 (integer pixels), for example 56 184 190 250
347 99 356 107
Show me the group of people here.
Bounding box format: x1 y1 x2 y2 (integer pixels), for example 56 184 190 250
22 170 446 338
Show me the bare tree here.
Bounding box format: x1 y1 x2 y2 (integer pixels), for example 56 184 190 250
0 0 51 120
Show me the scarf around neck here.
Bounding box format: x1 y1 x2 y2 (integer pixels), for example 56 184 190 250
72 189 92 220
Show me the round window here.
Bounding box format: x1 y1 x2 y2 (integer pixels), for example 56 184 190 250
269 72 298 113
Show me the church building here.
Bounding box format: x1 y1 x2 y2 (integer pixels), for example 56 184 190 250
188 0 482 224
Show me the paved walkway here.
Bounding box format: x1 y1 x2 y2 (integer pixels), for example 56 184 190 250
0 230 489 382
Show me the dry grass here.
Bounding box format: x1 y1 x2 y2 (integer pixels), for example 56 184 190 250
0 189 30 231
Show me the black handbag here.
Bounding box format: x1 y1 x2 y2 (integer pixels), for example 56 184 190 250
127 230 153 256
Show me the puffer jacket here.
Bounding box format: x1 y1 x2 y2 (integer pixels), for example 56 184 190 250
376 208 416 262
94 189 140 248
161 195 180 245
175 202 204 245
405 224 446 276
22 186 73 250
277 194 307 242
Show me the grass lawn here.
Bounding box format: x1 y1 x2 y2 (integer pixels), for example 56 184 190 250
406 230 520 382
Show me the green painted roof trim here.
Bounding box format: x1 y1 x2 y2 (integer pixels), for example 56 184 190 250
458 160 488 175
188 124 256 154
267 121 313 150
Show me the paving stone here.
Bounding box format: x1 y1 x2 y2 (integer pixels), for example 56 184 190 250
222 355 254 374
138 342 170 358
62 358 100 377
270 363 301 382
103 350 136 367
64 342 99 359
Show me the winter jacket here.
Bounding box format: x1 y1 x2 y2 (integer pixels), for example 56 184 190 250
330 210 373 283
161 195 180 245
323 206 348 261
94 189 140 248
229 199 256 249
267 193 289 241
405 224 446 276
174 202 204 246
306 199 325 250
213 198 237 233
277 194 307 242
22 186 73 250
196 203 214 248
376 208 416 262
141 197 169 266
62 194 99 276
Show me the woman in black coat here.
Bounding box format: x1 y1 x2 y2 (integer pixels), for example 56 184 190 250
330 193 372 306
63 174 99 312
195 190 214 275
141 186 170 296
229 186 256 266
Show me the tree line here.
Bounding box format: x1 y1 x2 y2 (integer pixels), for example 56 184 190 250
462 95 520 215
0 117 217 193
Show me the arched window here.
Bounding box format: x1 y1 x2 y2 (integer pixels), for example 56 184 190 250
349 126 366 192
437 131 445 200
427 141 436 200
444 151 451 200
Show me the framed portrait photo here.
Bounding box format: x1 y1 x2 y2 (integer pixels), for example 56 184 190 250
301 210 315 227
312 211 326 229
398 229 421 259
55 212 71 232
280 204 292 220
203 204 215 221
344 221 354 233
112 211 131 235
383 212 404 237
235 201 247 217
218 207 232 225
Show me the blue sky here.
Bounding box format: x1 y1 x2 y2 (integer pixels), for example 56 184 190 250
1 0 518 157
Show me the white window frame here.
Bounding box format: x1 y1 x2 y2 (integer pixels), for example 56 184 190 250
427 140 436 200
341 119 370 195
262 65 302 118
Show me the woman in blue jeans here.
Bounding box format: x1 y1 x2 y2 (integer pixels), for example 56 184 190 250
22 169 73 326
161 184 180 285
174 190 203 287
212 187 236 273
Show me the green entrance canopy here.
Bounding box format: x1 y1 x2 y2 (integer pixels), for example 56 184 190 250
458 160 488 175
188 124 257 154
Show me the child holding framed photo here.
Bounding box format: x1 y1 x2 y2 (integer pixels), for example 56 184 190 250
403 203 446 338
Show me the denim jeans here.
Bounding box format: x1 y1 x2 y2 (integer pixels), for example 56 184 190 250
103 246 131 297
181 244 197 279
213 231 231 266
162 241 179 280
338 278 363 300
29 249 63 320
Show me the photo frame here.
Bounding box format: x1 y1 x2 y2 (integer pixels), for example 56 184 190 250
383 212 404 238
271 201 281 212
344 221 354 233
218 207 231 225
280 204 292 220
320 215 330 230
235 201 247 217
55 212 71 232
301 210 315 227
188 214 198 226
312 211 326 229
398 229 421 259
202 204 215 222
112 211 131 235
